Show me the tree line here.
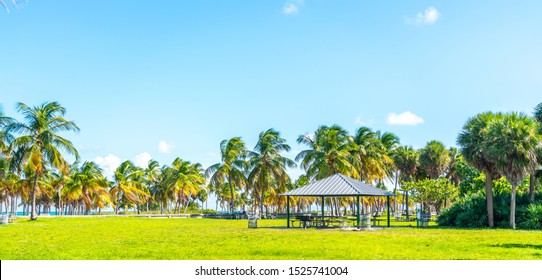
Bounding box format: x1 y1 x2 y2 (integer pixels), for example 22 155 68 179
1 101 541 228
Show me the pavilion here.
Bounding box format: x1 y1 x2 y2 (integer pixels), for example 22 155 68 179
280 174 394 228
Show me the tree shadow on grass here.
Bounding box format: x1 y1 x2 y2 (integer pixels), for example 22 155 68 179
489 243 542 250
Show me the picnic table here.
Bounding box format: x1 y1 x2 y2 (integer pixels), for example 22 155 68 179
291 215 354 228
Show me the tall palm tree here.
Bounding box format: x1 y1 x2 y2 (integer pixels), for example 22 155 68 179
419 140 451 179
164 158 205 213
296 125 358 180
205 137 248 214
530 103 542 201
8 102 79 220
1 105 15 154
68 162 111 214
392 145 418 219
248 129 296 217
143 160 161 211
352 127 386 183
457 112 503 228
1 0 24 13
110 160 148 215
377 130 401 180
446 147 462 186
483 112 541 229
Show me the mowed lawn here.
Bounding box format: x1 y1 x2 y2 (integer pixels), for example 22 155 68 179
1 217 541 260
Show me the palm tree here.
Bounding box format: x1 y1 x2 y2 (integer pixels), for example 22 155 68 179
296 125 358 180
164 158 205 213
419 140 451 179
457 112 503 228
392 145 418 220
7 102 79 220
143 160 161 211
352 127 388 183
110 160 148 215
1 105 14 154
530 103 542 201
68 162 111 215
1 0 25 13
248 129 296 217
483 112 540 229
205 137 248 214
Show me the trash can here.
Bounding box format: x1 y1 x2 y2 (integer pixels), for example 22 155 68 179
360 214 371 229
248 216 258 228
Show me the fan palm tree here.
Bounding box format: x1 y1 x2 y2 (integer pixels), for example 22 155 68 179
205 137 248 214
530 103 542 201
248 129 296 217
419 140 451 179
457 112 503 227
7 102 79 220
483 112 541 229
296 125 358 180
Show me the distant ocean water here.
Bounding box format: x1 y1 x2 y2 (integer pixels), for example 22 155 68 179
1 212 95 216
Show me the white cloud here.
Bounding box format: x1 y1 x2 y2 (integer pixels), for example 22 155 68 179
158 140 173 154
282 0 304 15
134 152 152 168
406 7 440 25
355 115 374 126
386 111 424 126
94 154 122 179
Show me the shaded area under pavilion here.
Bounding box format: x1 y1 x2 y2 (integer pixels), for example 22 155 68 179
280 174 394 228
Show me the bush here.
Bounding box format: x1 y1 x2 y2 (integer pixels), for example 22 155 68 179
518 203 542 230
438 192 542 229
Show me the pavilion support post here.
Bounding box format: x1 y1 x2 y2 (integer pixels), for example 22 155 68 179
321 196 325 217
287 196 290 228
387 196 391 228
357 196 361 229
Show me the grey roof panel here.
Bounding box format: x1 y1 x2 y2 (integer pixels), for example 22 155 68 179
282 174 393 197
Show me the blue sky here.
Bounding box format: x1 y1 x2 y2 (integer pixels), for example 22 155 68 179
1 1 542 182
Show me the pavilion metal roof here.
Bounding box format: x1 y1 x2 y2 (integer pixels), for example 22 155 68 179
281 174 394 197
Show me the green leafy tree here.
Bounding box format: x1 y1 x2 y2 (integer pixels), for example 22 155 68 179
483 112 541 228
403 178 458 214
8 102 79 220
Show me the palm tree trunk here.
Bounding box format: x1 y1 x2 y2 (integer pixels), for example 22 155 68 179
405 192 409 221
510 183 517 229
393 170 399 213
485 172 494 228
529 172 535 202
228 177 235 214
30 174 39 220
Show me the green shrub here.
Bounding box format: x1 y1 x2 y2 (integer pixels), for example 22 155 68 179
518 203 542 230
438 192 542 229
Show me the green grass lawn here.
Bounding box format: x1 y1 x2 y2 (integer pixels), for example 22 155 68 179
1 216 541 260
